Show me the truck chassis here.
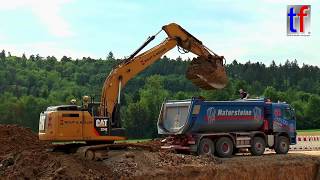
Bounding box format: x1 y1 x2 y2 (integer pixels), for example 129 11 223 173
162 131 292 158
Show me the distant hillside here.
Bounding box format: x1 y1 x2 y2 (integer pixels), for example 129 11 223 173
0 50 319 137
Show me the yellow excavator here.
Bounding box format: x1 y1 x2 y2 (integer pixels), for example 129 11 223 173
38 23 228 159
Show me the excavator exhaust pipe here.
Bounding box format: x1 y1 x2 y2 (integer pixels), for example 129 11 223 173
186 56 228 90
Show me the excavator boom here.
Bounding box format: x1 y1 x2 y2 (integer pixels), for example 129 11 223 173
99 23 228 126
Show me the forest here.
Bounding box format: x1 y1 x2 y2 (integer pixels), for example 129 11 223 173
0 50 319 138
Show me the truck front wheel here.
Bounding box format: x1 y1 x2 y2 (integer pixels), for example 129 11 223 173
215 137 233 158
198 138 215 155
249 137 266 156
275 136 290 154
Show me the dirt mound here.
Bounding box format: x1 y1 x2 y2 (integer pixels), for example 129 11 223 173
1 151 112 179
105 149 320 180
0 125 47 156
104 150 221 178
135 138 162 151
186 56 228 90
1 125 320 179
0 125 112 179
133 154 320 180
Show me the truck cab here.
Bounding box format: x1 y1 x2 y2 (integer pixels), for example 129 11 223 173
269 102 296 144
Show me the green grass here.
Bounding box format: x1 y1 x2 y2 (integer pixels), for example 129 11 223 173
52 141 86 145
297 129 320 136
117 139 152 143
50 139 152 144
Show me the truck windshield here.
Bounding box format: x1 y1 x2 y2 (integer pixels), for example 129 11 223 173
290 108 296 120
283 107 295 120
283 108 295 120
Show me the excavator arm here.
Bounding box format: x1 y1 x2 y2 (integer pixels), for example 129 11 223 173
99 23 228 127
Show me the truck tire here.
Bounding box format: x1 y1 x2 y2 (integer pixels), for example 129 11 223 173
275 136 290 154
249 137 266 156
198 138 215 155
215 137 233 158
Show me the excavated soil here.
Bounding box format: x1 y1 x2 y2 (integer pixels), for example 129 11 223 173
1 125 320 180
186 56 228 90
0 125 112 179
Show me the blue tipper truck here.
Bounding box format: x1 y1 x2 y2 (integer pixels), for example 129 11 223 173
157 98 297 158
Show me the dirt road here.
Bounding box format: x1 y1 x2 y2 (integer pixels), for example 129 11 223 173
292 151 320 156
0 125 320 179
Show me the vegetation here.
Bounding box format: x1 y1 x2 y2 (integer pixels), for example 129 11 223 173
0 50 319 138
297 129 320 136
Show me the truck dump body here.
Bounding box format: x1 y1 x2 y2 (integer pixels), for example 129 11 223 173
158 99 266 135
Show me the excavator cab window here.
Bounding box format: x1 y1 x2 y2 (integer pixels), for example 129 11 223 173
87 102 100 116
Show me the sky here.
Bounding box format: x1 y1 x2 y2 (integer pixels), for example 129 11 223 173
0 0 319 66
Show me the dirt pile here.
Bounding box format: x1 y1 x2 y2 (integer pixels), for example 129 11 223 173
136 154 320 180
0 125 47 156
104 149 222 178
0 125 112 179
134 138 162 151
1 125 320 179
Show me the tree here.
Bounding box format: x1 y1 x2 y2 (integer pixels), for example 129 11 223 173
0 50 5 60
174 91 189 100
22 53 27 60
263 86 279 102
123 103 149 138
61 56 71 62
29 55 35 61
107 51 114 60
291 101 307 129
305 95 320 128
123 75 169 138
0 51 319 133
36 54 43 61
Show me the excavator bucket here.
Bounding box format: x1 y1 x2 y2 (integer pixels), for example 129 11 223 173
186 56 228 90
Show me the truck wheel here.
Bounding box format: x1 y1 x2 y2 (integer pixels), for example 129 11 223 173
215 137 233 158
275 136 290 154
249 137 266 156
198 138 214 155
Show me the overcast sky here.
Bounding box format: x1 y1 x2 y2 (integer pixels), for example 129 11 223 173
0 0 319 66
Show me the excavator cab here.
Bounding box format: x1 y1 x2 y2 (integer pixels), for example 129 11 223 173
39 96 126 142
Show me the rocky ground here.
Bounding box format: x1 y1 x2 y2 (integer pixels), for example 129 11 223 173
0 125 320 180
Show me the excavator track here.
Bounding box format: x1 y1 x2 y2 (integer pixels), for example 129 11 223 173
76 143 157 161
